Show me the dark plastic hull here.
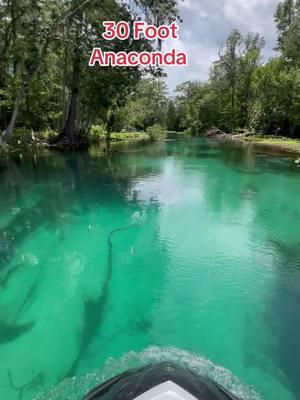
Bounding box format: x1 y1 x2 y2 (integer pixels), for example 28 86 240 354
84 362 240 400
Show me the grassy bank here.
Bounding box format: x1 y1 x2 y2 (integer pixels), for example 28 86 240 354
205 128 300 162
0 124 167 153
241 135 300 156
91 131 149 142
89 124 165 143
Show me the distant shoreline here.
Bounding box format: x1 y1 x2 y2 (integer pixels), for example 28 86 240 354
205 128 300 158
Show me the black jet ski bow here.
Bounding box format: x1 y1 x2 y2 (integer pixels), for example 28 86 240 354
84 362 240 400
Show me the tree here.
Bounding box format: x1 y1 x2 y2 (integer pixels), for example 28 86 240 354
1 0 64 141
134 0 181 50
166 100 178 131
275 0 300 65
253 59 300 136
236 33 265 128
116 77 168 130
174 81 219 134
0 0 151 144
0 0 183 145
59 0 150 144
210 30 243 130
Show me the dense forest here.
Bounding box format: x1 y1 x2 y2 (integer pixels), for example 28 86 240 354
1 0 300 147
171 0 300 139
0 0 178 145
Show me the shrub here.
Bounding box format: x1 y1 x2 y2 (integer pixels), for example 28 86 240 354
88 123 107 142
9 128 33 145
183 127 193 136
110 131 146 139
35 129 58 141
146 124 166 141
5 128 58 146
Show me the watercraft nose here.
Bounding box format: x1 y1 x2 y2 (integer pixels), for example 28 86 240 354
84 362 240 400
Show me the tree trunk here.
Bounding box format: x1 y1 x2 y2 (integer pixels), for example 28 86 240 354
61 25 69 128
3 32 51 141
11 0 17 74
3 92 21 142
61 43 81 144
231 77 236 130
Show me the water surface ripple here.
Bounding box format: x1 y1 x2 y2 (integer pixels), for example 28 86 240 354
0 138 299 400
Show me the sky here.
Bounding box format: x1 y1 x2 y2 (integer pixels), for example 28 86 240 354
163 0 280 93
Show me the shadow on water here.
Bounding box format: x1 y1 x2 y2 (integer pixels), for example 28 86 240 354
0 195 62 270
0 148 150 275
0 243 60 345
8 370 44 399
0 149 161 399
266 239 300 398
0 262 24 287
0 146 161 351
204 137 300 176
0 155 85 344
0 321 35 345
1 137 299 399
147 136 300 177
65 222 140 378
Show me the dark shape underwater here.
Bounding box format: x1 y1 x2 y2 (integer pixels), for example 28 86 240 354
0 320 35 344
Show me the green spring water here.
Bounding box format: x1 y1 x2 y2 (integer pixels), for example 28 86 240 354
0 137 299 400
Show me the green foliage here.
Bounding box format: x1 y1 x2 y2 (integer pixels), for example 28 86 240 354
183 128 193 136
167 100 179 131
209 30 265 131
275 0 300 65
37 129 59 141
118 100 149 131
3 0 300 143
110 132 148 140
174 20 300 139
0 0 180 143
7 128 33 145
146 124 166 140
135 0 181 50
175 81 219 134
247 100 263 135
87 125 148 143
4 128 58 146
116 78 168 131
88 124 107 142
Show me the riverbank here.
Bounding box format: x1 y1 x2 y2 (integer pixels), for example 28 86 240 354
205 128 300 160
0 131 153 154
242 135 300 155
0 124 168 154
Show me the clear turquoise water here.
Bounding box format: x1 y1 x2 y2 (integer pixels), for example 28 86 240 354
0 138 299 400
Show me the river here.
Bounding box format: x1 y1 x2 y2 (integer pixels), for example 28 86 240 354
0 137 299 400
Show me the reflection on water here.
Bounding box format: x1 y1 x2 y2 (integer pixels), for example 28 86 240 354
266 239 300 399
0 137 299 400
